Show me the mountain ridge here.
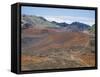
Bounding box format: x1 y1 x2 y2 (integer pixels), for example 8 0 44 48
22 15 93 32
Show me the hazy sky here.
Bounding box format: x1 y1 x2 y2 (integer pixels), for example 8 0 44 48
21 6 95 26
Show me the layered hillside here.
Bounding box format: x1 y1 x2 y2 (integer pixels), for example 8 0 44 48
22 15 92 32
21 15 95 71
21 15 60 29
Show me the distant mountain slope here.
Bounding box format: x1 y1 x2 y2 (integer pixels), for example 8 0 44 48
65 22 90 32
22 15 91 32
88 24 95 33
51 21 69 27
22 15 60 29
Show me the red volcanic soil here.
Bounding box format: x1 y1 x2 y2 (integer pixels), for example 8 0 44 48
22 29 90 51
21 28 95 70
22 28 65 35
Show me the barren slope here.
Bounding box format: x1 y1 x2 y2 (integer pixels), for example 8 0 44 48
21 28 95 70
